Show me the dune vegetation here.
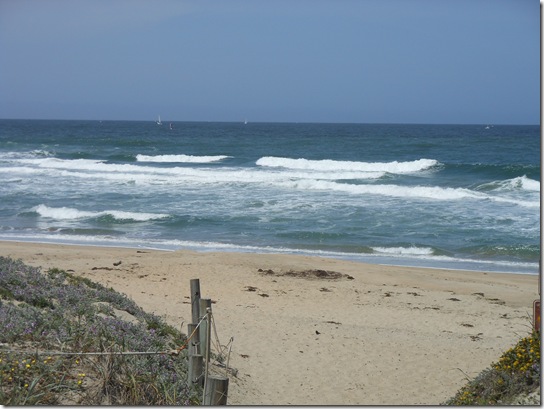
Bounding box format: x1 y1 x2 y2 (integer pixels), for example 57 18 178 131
0 256 197 405
443 327 540 405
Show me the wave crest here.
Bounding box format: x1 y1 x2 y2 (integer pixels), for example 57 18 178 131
371 246 435 256
477 175 540 193
33 204 169 222
136 154 230 163
256 157 439 174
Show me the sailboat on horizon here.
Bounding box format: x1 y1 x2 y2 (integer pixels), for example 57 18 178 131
156 115 162 125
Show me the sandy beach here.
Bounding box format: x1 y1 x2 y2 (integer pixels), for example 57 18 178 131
1 240 539 405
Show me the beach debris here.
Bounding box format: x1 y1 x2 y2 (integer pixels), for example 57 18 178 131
244 286 258 292
461 323 474 327
470 333 483 341
325 320 342 325
486 298 506 305
240 354 249 358
258 268 354 281
472 292 485 297
258 293 269 297
113 260 122 266
448 297 461 302
320 287 332 292
407 291 421 296
315 330 320 335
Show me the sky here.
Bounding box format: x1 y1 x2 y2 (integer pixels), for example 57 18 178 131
0 0 540 124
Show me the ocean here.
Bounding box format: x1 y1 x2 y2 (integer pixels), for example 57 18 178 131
0 119 540 274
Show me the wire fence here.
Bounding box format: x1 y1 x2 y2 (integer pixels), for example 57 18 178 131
0 279 234 404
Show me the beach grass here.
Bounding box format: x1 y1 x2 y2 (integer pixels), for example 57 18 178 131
0 256 197 405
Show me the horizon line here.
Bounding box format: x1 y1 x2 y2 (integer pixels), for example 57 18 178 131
0 117 539 127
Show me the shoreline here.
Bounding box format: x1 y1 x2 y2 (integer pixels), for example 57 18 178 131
0 240 539 405
0 238 538 276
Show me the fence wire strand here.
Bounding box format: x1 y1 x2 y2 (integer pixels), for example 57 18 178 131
0 313 209 358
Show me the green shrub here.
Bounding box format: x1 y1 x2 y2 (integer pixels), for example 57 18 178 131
443 330 540 405
0 257 195 405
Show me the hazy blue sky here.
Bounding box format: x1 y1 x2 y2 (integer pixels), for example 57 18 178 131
0 0 539 124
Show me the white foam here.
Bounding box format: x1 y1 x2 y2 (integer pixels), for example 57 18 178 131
486 175 541 192
5 157 539 208
0 234 537 275
34 204 95 220
7 157 385 183
33 204 169 221
136 154 231 163
18 157 107 170
371 246 435 256
256 157 439 174
275 179 539 207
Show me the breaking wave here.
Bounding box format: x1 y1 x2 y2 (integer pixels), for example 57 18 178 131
256 157 439 174
33 204 169 222
136 154 231 163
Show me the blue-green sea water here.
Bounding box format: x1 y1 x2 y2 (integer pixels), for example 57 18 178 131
0 119 540 274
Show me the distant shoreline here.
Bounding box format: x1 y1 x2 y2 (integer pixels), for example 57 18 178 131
0 238 538 276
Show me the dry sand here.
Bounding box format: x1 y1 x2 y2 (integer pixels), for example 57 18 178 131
1 241 539 405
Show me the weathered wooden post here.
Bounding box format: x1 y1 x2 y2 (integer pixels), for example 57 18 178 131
188 353 204 387
188 279 204 389
199 299 213 405
190 279 201 355
187 322 204 388
187 323 198 355
199 298 212 361
203 376 229 405
190 279 201 324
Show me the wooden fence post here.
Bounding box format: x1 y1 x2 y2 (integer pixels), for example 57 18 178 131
187 323 199 356
199 298 212 361
203 376 229 405
188 354 204 388
190 279 201 325
190 278 200 325
190 279 201 355
199 299 213 404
